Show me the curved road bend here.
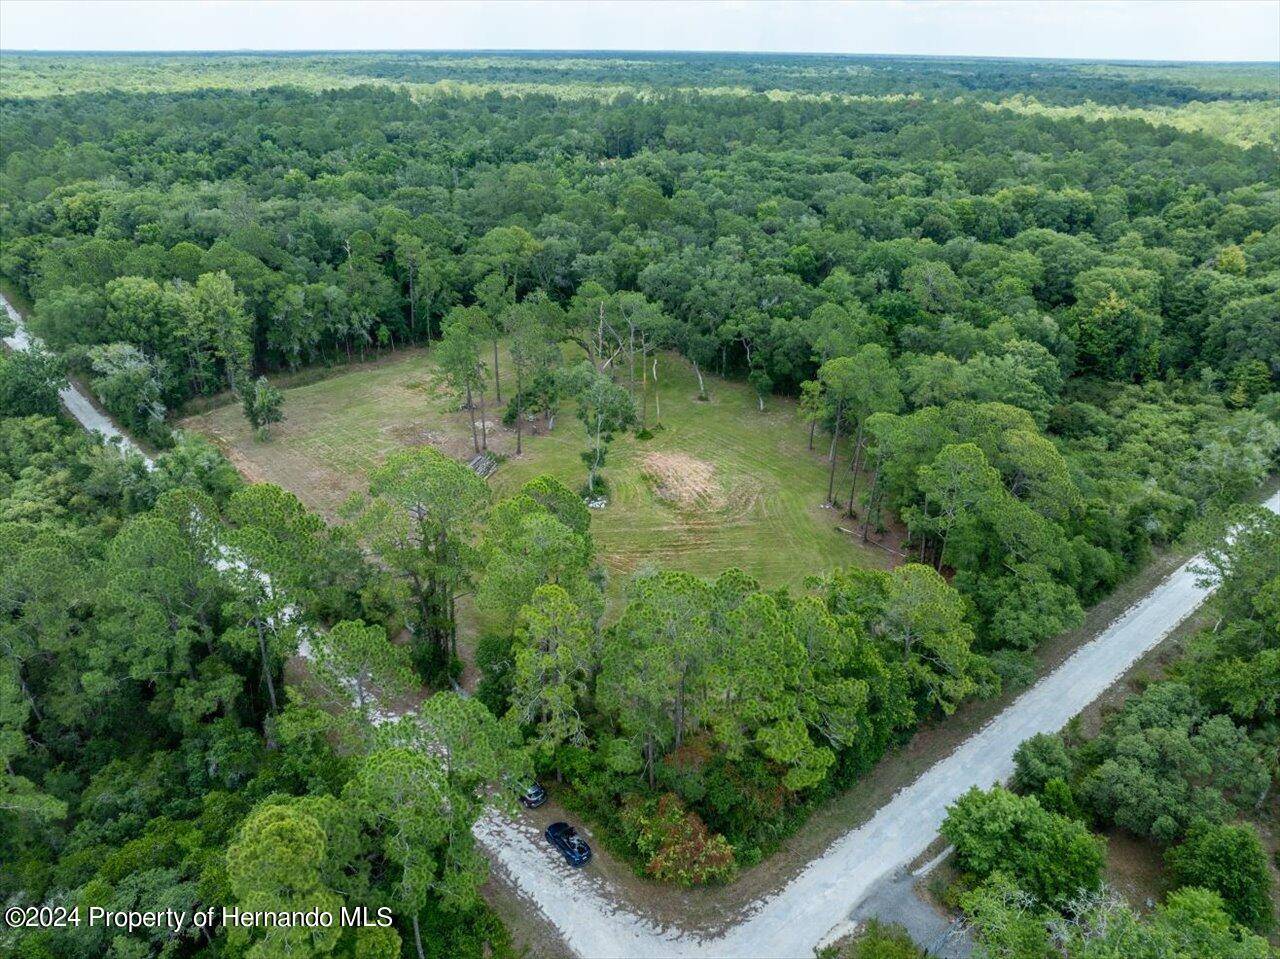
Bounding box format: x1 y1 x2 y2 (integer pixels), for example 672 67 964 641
3 293 150 462
6 290 1277 958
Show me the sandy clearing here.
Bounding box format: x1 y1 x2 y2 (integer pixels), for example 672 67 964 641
641 450 726 510
8 289 1275 959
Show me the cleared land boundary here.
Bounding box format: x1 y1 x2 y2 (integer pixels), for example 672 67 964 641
6 290 1275 958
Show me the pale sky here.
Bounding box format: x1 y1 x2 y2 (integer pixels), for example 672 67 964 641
1 0 1278 62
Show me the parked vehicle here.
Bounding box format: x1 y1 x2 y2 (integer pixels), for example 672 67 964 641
519 781 547 808
545 821 591 867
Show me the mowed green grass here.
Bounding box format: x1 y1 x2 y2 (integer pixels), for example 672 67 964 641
182 346 888 591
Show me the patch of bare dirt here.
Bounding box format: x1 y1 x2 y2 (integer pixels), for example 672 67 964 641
385 423 450 448
641 451 726 510
383 417 495 461
221 445 268 485
1103 829 1166 911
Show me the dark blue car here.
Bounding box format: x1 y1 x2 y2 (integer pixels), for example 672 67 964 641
545 821 591 867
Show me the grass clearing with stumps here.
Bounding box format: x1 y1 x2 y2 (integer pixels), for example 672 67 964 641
181 346 890 591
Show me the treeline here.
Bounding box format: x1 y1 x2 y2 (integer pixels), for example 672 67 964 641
347 52 1279 107
829 507 1280 959
853 388 1278 665
3 79 1278 750
931 504 1280 957
0 414 531 959
1 86 1276 404
4 54 1277 957
3 51 1274 108
0 409 977 937
300 439 989 879
3 406 1271 959
997 94 1280 149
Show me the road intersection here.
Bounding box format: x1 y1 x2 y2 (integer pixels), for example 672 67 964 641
7 291 1274 959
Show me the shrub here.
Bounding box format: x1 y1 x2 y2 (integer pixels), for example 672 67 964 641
988 648 1037 690
0 347 64 417
623 793 736 886
942 785 1104 904
819 918 923 958
1038 777 1082 821
1012 732 1072 793
1166 822 1274 933
473 632 513 716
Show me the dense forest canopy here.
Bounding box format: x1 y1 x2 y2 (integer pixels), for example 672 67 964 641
1 49 1278 959
4 49 1279 103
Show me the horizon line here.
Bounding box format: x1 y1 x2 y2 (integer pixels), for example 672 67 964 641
2 48 1278 66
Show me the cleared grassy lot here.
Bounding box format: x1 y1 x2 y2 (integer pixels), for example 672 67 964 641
182 346 888 589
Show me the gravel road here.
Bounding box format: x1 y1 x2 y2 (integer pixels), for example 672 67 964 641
474 488 1280 959
2 292 150 462
7 288 1274 958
